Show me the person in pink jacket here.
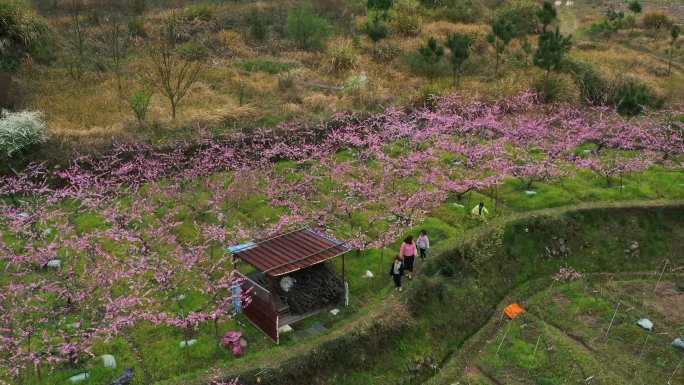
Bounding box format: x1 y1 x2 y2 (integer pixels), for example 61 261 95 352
400 235 417 279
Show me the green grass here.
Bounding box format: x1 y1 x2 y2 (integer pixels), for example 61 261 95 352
498 167 684 212
6 155 684 385
71 211 109 235
239 59 299 74
468 277 684 385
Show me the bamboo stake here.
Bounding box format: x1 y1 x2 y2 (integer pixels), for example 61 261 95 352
604 302 620 339
532 334 542 360
638 333 649 359
667 358 683 385
563 366 576 385
496 322 511 356
654 260 669 293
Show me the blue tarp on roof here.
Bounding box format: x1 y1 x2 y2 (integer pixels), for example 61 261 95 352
227 242 257 254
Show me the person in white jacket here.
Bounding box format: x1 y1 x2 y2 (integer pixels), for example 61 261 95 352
417 230 430 260
471 202 489 217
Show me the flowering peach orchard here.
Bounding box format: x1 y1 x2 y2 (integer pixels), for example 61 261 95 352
1 92 682 383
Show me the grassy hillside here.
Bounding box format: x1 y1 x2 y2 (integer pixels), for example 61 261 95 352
3 0 682 160
463 277 684 385
1 0 683 384
416 203 684 385
149 202 684 385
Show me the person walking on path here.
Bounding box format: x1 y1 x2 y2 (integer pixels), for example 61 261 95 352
389 255 405 291
471 201 489 217
417 230 430 260
400 236 417 279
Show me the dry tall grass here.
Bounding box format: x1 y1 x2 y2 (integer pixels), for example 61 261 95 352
17 0 684 149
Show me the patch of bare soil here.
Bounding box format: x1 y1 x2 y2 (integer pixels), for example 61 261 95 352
620 281 684 326
553 293 571 307
577 313 602 332
647 282 684 325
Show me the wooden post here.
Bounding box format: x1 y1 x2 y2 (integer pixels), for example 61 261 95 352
342 253 346 284
343 253 348 307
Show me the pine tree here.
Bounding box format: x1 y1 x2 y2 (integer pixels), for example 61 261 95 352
534 27 572 79
628 1 642 15
487 18 515 77
537 1 557 33
445 33 473 86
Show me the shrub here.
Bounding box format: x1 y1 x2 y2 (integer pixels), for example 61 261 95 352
371 41 402 62
278 70 302 94
488 17 515 76
287 6 332 51
313 0 354 22
628 1 642 15
127 18 147 38
588 8 633 36
177 42 209 61
494 0 540 37
0 110 47 158
128 0 146 15
327 41 359 73
414 83 442 108
610 78 660 116
344 72 369 93
532 76 563 103
365 14 390 43
392 0 422 36
642 12 672 30
247 11 269 41
129 90 152 126
443 0 484 23
0 2 50 72
534 27 572 76
564 59 611 105
588 19 616 36
181 4 215 22
537 0 557 32
623 14 636 29
367 0 394 12
418 36 444 61
409 37 449 77
445 32 473 85
406 276 449 312
241 59 296 74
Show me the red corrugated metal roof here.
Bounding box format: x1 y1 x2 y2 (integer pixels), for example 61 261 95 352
233 228 351 277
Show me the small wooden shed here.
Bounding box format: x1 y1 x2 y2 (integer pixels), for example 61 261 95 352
229 228 351 343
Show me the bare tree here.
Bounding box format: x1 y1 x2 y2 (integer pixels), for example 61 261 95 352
145 20 205 120
64 0 87 81
94 15 129 103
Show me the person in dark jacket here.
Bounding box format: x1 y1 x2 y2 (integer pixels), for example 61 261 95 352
390 255 405 291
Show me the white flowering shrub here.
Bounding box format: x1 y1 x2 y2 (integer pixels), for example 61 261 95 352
0 110 47 158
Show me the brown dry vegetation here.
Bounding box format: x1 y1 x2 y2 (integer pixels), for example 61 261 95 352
12 0 684 153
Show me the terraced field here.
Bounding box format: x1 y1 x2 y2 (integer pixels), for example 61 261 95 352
462 276 684 385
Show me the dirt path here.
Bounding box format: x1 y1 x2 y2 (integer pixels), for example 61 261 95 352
162 200 684 385
156 296 410 385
